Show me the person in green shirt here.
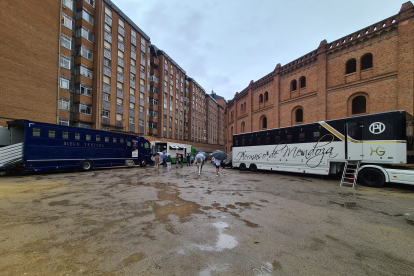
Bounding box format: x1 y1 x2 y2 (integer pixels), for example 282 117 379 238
166 155 172 170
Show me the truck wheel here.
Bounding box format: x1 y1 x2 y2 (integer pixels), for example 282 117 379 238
358 168 385 187
140 158 147 167
239 163 247 171
250 164 257 172
80 160 93 172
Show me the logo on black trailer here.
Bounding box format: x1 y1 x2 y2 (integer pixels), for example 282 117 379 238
369 122 385 134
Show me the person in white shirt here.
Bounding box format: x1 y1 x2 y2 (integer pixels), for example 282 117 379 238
214 158 221 176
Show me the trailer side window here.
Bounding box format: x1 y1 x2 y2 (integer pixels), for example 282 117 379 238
313 131 320 140
275 135 280 143
96 135 101 142
86 134 91 141
105 136 109 142
120 138 124 143
113 137 117 143
62 131 69 139
48 129 56 138
299 132 305 142
127 141 131 146
75 132 81 140
287 134 292 143
32 128 41 137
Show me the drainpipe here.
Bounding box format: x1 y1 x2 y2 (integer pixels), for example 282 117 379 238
97 0 104 129
56 0 63 124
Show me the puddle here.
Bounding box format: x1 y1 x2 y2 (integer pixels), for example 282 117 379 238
48 200 70 206
328 201 358 209
122 253 146 265
191 222 238 251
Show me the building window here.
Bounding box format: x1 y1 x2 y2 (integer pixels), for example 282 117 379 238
77 9 94 25
241 122 245 133
291 80 297 91
61 34 71 50
76 45 93 61
264 91 268 101
75 83 92 96
63 0 73 10
299 77 306 88
86 134 91 141
60 77 70 90
103 93 109 101
346 59 357 74
76 103 92 115
60 120 70 127
32 128 41 137
103 110 109 118
129 117 134 124
105 6 112 17
119 19 125 28
60 55 71 70
261 116 267 129
75 65 93 79
76 27 94 43
104 58 111 67
59 98 70 110
361 53 373 70
85 0 95 7
141 37 146 45
295 108 303 123
62 13 73 30
75 132 81 140
116 114 122 121
352 96 366 114
259 94 263 103
131 29 136 38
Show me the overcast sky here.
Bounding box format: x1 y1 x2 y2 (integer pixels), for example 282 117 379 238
113 0 408 101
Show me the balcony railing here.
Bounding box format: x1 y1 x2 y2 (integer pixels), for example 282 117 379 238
117 72 123 83
103 66 111 77
117 88 123 99
103 83 111 93
150 75 159 83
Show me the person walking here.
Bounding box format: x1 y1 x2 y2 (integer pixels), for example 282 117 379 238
175 154 179 168
166 154 172 170
162 152 166 168
186 153 191 166
154 154 160 169
180 154 184 168
214 158 222 176
195 155 204 176
151 154 155 166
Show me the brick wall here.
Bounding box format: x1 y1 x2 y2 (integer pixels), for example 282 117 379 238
225 2 414 151
0 0 60 126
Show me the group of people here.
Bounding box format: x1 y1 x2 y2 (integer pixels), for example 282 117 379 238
151 152 222 176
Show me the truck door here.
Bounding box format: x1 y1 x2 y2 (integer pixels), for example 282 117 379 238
346 122 364 160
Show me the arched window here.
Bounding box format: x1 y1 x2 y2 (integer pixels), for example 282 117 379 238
291 80 297 91
346 59 357 74
352 96 366 114
299 77 306 88
241 103 243 111
361 53 373 70
259 94 263 103
295 108 303 123
261 116 267 129
241 122 245 132
264 91 268 101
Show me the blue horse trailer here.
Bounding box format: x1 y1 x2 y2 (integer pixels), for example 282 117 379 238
0 120 152 172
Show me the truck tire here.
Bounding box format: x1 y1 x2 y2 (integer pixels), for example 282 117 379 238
239 163 247 171
250 164 257 172
140 158 147 167
80 160 93 172
358 168 385 187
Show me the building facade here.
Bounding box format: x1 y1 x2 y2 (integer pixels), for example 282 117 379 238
0 0 225 146
224 2 414 152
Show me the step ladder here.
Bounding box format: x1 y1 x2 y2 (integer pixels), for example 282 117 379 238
125 160 136 167
340 161 361 188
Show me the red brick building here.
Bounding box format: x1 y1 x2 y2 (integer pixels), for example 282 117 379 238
225 2 414 152
0 0 225 147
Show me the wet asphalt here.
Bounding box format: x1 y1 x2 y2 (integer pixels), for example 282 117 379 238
0 164 414 276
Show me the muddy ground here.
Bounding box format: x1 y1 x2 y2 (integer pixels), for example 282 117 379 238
0 164 413 276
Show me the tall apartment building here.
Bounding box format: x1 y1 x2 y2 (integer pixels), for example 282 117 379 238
0 0 225 146
224 1 414 152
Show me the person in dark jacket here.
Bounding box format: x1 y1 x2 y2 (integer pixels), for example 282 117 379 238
186 153 191 166
166 155 172 170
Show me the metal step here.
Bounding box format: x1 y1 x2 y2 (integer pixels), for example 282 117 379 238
0 142 24 169
125 160 136 167
340 160 361 188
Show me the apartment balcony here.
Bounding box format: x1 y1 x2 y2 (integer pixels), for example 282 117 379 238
149 86 158 94
103 66 111 77
150 56 159 68
150 75 159 86
117 88 123 99
102 117 110 125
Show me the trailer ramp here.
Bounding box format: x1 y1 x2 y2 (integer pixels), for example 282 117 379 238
0 143 23 169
